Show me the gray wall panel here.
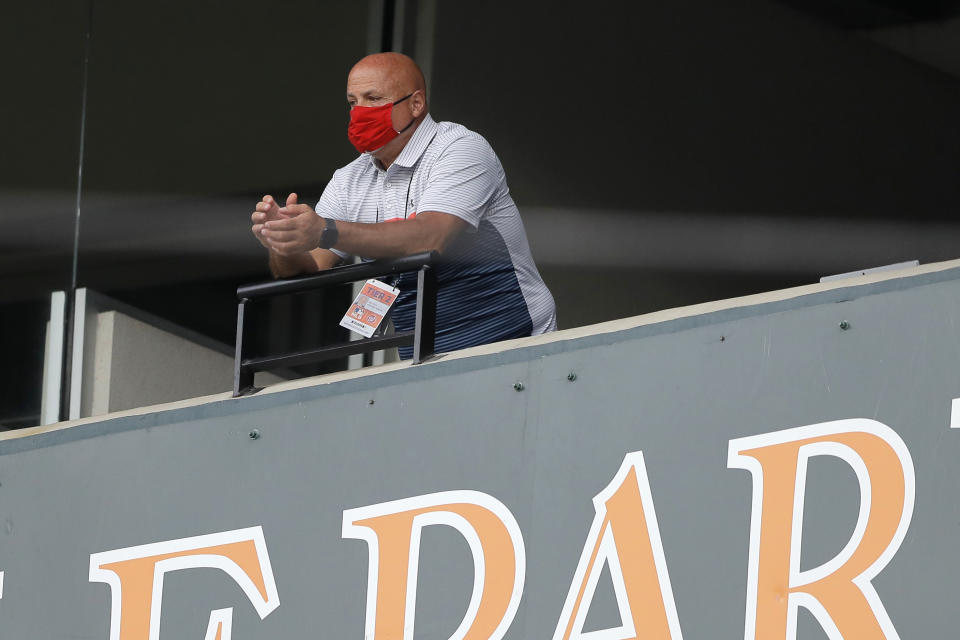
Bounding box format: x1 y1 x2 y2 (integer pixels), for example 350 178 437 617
1 266 959 638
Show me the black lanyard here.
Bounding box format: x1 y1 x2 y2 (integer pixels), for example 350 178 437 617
376 170 415 224
376 130 439 288
375 129 439 224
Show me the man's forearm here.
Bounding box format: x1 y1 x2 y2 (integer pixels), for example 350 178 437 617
331 214 465 258
260 207 466 259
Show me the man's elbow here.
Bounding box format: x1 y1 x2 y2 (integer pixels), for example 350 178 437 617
413 231 461 256
421 235 450 255
410 215 468 256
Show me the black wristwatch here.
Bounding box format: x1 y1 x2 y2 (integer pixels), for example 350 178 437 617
318 218 339 250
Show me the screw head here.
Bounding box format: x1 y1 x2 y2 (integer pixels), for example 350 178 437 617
249 429 261 440
513 382 525 392
839 320 851 330
567 372 577 381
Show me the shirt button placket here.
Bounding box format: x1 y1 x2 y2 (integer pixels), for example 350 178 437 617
377 171 385 222
387 174 396 220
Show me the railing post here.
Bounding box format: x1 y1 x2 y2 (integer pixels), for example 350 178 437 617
233 298 255 397
413 264 437 364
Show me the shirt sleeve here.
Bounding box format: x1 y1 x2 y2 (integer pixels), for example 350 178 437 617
416 135 502 229
314 171 351 259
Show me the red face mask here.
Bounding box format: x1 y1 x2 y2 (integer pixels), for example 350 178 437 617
347 93 415 153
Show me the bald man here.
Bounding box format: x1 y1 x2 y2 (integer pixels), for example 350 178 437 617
251 53 556 358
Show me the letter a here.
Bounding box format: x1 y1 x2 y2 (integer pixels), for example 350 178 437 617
553 452 683 640
89 526 279 640
342 490 525 640
728 418 915 640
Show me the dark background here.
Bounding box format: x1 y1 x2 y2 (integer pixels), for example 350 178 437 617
2 0 959 427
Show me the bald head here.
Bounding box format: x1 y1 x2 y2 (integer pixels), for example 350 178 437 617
347 52 427 104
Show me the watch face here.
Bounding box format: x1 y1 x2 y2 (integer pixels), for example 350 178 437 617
320 219 339 249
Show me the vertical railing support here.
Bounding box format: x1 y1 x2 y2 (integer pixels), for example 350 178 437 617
233 298 254 397
413 264 437 364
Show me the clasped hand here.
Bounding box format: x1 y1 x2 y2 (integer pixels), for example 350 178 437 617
250 193 325 255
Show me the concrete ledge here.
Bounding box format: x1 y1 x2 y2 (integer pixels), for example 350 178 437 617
6 256 959 444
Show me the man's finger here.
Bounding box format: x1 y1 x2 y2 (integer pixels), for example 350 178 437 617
263 217 300 231
261 228 302 243
264 229 312 249
255 201 276 212
266 239 307 256
286 192 299 206
252 226 272 249
262 195 275 205
278 204 312 218
252 211 267 223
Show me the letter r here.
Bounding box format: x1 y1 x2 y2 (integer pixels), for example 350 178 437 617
728 419 914 640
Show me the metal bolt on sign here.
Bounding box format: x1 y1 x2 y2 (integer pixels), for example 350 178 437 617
567 372 577 381
513 382 525 392
249 429 261 440
839 320 851 330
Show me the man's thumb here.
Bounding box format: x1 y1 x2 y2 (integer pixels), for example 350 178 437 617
286 192 299 206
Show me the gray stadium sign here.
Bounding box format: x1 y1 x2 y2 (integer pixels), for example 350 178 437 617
2 260 960 639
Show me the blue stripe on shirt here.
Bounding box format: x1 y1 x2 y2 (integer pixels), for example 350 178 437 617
392 220 533 358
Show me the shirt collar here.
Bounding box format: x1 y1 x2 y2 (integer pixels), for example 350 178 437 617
391 114 438 169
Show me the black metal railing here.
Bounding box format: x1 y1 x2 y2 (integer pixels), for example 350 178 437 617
233 251 439 396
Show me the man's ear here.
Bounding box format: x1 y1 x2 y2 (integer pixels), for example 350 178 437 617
413 90 427 116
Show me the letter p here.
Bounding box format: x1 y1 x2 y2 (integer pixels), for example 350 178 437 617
343 490 526 640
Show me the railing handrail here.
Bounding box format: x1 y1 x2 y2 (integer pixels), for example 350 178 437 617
236 251 438 300
232 251 439 397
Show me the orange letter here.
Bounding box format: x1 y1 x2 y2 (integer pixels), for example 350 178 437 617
728 419 914 640
342 490 525 640
552 451 683 640
89 526 279 640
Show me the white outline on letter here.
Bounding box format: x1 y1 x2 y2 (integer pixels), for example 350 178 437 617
204 607 233 640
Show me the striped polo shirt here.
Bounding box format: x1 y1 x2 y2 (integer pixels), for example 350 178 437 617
315 114 557 357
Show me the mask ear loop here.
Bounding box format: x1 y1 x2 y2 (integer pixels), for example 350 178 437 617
392 92 418 135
